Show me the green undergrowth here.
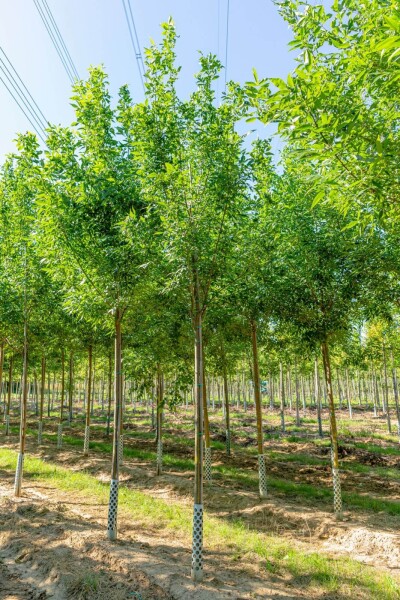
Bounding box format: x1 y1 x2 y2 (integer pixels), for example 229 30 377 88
0 448 399 599
7 425 400 516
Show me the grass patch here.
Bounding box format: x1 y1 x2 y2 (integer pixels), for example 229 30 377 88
0 448 399 599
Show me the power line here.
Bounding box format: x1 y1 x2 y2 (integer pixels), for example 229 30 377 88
224 0 230 89
0 74 45 143
121 0 145 93
0 48 48 131
33 0 74 83
33 0 79 84
0 50 47 143
42 0 80 80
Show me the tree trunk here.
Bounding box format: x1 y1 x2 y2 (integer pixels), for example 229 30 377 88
156 366 164 476
345 369 353 419
38 356 45 445
222 359 231 455
382 344 392 434
191 275 204 582
68 354 73 424
251 320 267 498
294 361 300 427
106 352 112 436
107 308 122 540
315 358 323 437
15 320 28 497
321 341 343 519
203 355 212 484
5 356 13 435
84 345 93 455
279 362 285 432
57 349 65 449
390 351 400 439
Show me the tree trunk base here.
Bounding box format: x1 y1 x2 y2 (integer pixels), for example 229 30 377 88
225 430 231 456
14 452 24 497
156 439 163 476
83 425 90 455
118 434 124 466
191 503 203 582
258 454 268 498
38 420 43 445
107 478 119 540
332 467 343 518
204 447 212 483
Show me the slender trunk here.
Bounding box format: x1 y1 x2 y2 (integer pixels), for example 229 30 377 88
106 351 112 436
287 367 293 411
251 320 267 498
68 354 73 423
345 369 353 419
38 356 45 445
84 345 92 455
5 356 13 435
222 359 231 455
315 358 323 437
294 361 300 427
390 351 400 439
203 354 212 483
279 362 285 432
321 341 343 519
107 308 122 540
57 349 65 449
301 375 306 413
382 344 392 434
191 272 204 582
15 319 28 497
156 366 164 476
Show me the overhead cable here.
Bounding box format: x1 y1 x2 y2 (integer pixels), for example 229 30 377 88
121 0 145 92
33 0 79 83
0 47 47 143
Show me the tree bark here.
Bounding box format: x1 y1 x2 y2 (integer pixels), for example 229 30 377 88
321 341 343 519
382 343 392 434
84 345 92 455
107 308 122 540
156 366 164 476
5 356 13 435
222 357 231 455
57 349 65 449
279 362 285 432
251 320 267 498
68 354 73 423
106 351 112 436
315 358 323 437
15 319 28 497
203 353 212 483
38 356 45 445
191 266 204 582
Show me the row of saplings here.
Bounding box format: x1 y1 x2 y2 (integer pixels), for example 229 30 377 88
4 326 354 583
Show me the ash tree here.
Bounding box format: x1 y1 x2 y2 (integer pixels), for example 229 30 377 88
126 21 249 581
264 160 393 518
37 67 152 540
0 134 47 496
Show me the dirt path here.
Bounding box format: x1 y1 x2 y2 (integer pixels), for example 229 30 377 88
0 468 306 600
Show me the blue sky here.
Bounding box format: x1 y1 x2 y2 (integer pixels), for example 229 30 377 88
0 0 298 159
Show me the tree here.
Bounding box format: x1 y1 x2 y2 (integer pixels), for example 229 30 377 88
128 21 249 580
38 67 151 540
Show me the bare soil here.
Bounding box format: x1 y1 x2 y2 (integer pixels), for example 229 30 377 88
1 406 400 599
